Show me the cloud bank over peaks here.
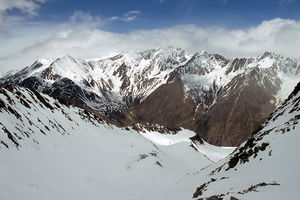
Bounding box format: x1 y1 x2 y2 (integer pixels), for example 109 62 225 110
1 17 300 73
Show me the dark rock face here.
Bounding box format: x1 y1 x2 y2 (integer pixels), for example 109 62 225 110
43 78 88 106
133 73 196 131
192 75 278 146
40 67 61 81
20 77 44 90
225 58 250 74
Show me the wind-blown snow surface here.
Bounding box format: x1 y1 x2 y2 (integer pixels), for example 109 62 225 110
0 85 233 200
179 82 300 200
141 131 234 162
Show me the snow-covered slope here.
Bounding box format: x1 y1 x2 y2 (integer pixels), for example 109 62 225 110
178 81 300 200
0 85 233 200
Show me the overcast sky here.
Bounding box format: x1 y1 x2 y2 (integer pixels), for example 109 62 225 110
0 0 300 73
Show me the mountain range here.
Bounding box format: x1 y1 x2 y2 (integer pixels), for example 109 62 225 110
1 46 299 146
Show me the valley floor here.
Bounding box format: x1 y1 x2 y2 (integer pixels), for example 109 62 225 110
0 127 234 200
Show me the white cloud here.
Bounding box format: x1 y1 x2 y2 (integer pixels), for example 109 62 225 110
1 18 300 73
122 10 141 22
70 10 102 25
0 0 46 24
279 0 295 5
124 16 136 22
105 10 141 23
110 16 119 21
124 10 141 16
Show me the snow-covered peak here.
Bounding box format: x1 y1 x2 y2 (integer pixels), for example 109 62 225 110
45 56 92 82
181 51 229 75
254 51 299 73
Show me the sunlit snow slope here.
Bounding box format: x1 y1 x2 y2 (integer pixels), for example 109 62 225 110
0 85 233 200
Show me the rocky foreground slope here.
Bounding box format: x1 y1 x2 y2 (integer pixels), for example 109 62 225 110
187 81 300 200
1 47 299 145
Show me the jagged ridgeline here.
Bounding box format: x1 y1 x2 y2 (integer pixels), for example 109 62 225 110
1 47 299 146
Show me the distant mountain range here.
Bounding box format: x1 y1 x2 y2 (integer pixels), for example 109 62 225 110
1 46 299 146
